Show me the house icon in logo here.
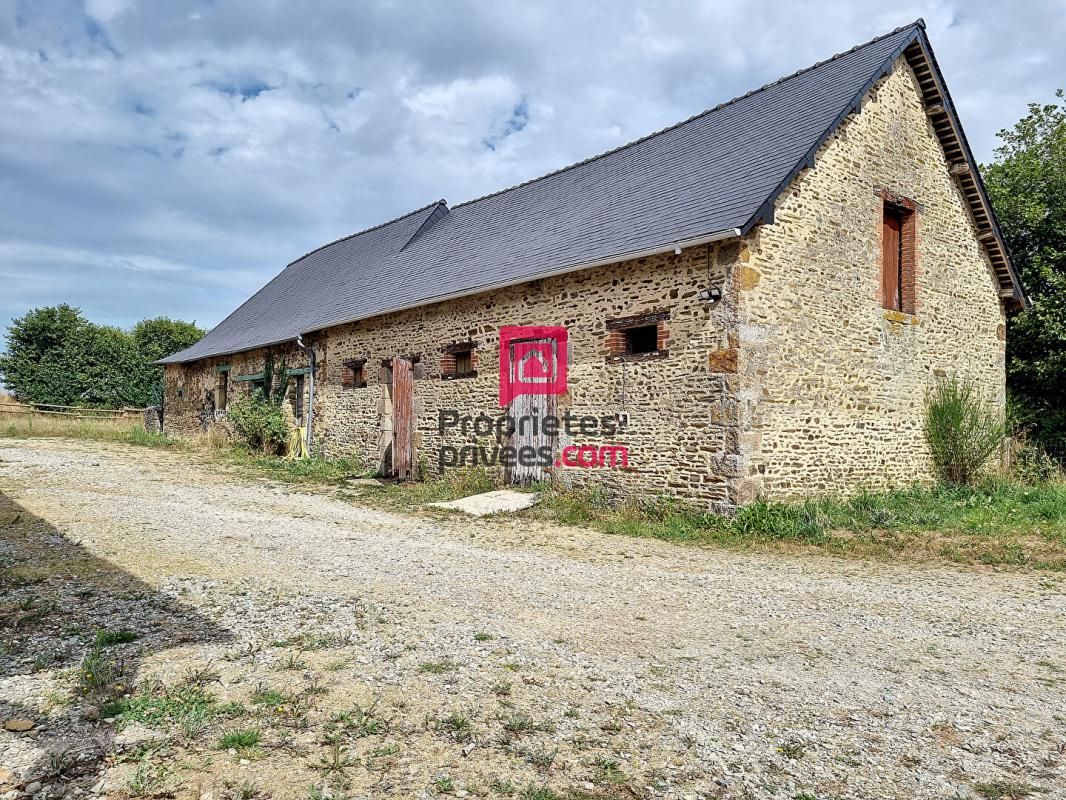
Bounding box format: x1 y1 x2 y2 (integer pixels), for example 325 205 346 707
498 326 568 407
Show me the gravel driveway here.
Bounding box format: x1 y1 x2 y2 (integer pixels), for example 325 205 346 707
1 439 1063 800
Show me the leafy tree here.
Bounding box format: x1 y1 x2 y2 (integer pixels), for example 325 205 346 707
0 306 204 408
131 317 204 364
984 89 1066 441
62 323 144 407
130 317 205 405
0 305 90 405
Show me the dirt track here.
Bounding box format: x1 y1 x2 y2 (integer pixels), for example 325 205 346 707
1 438 1064 799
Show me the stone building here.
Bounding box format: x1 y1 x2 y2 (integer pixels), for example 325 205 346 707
158 21 1026 509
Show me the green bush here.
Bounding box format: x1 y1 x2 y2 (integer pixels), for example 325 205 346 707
227 393 289 453
924 377 1008 486
1010 442 1062 484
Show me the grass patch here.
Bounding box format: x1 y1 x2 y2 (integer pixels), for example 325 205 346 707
0 414 179 448
118 683 218 728
218 727 262 750
531 480 1066 570
973 781 1038 800
419 659 460 674
250 684 288 708
222 447 361 485
77 643 126 707
363 468 499 510
95 629 138 647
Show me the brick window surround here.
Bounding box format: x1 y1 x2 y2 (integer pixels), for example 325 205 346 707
880 190 919 315
605 310 670 362
341 359 367 389
441 341 478 380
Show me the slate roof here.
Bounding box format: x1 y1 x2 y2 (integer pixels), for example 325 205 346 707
160 20 1023 365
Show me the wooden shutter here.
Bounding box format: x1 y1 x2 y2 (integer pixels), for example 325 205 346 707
882 208 903 311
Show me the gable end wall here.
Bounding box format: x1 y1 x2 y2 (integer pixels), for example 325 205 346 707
735 58 1006 501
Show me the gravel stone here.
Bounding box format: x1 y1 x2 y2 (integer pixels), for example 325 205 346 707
1 439 1064 799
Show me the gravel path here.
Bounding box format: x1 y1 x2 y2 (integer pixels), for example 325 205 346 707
1 439 1064 800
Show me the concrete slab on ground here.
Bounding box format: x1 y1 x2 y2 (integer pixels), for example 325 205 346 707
428 489 539 516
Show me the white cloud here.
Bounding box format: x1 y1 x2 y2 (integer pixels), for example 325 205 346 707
84 0 136 23
1 0 1063 341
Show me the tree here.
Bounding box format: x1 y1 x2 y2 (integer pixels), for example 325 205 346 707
983 90 1066 441
131 317 204 364
0 305 90 405
0 306 204 408
130 317 205 406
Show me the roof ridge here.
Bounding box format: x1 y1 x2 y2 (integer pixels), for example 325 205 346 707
284 199 447 267
450 19 926 211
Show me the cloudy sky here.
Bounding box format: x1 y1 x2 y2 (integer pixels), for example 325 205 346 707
1 0 1062 341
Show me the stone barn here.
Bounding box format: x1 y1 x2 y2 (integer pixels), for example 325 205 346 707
158 21 1026 510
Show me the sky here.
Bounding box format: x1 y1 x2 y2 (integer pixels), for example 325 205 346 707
1 0 1063 342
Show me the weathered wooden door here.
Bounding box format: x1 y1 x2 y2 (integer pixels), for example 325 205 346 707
391 357 415 480
507 337 558 486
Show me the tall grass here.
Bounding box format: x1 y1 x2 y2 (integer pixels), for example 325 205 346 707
0 412 178 448
536 481 1066 569
924 377 1008 485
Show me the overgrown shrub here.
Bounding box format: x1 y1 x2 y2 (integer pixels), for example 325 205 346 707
1009 442 1062 484
924 377 1008 486
227 393 289 454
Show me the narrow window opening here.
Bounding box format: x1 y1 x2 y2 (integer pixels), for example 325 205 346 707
453 349 473 376
624 325 659 355
217 372 228 411
292 375 305 420
882 205 904 311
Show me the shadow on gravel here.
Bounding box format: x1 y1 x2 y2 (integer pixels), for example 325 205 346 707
0 492 231 792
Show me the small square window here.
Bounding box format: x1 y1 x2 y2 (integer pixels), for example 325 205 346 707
441 342 477 379
624 325 659 355
342 360 367 389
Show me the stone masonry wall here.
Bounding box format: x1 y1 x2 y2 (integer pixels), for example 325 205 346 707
163 340 315 437
165 245 745 508
318 245 743 507
733 58 1006 501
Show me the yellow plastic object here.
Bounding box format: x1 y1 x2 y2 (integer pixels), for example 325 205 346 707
287 426 309 459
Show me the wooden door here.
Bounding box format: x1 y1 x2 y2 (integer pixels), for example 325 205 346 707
507 337 558 485
391 357 415 480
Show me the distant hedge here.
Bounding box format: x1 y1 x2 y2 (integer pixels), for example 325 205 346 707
0 304 203 408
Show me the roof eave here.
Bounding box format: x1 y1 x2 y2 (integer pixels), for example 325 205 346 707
739 22 1028 311
298 227 744 339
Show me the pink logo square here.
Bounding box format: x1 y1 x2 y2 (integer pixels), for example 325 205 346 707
498 325 568 407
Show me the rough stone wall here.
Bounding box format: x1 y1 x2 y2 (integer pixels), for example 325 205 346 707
733 58 1006 501
163 245 744 507
162 341 316 438
317 245 743 506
